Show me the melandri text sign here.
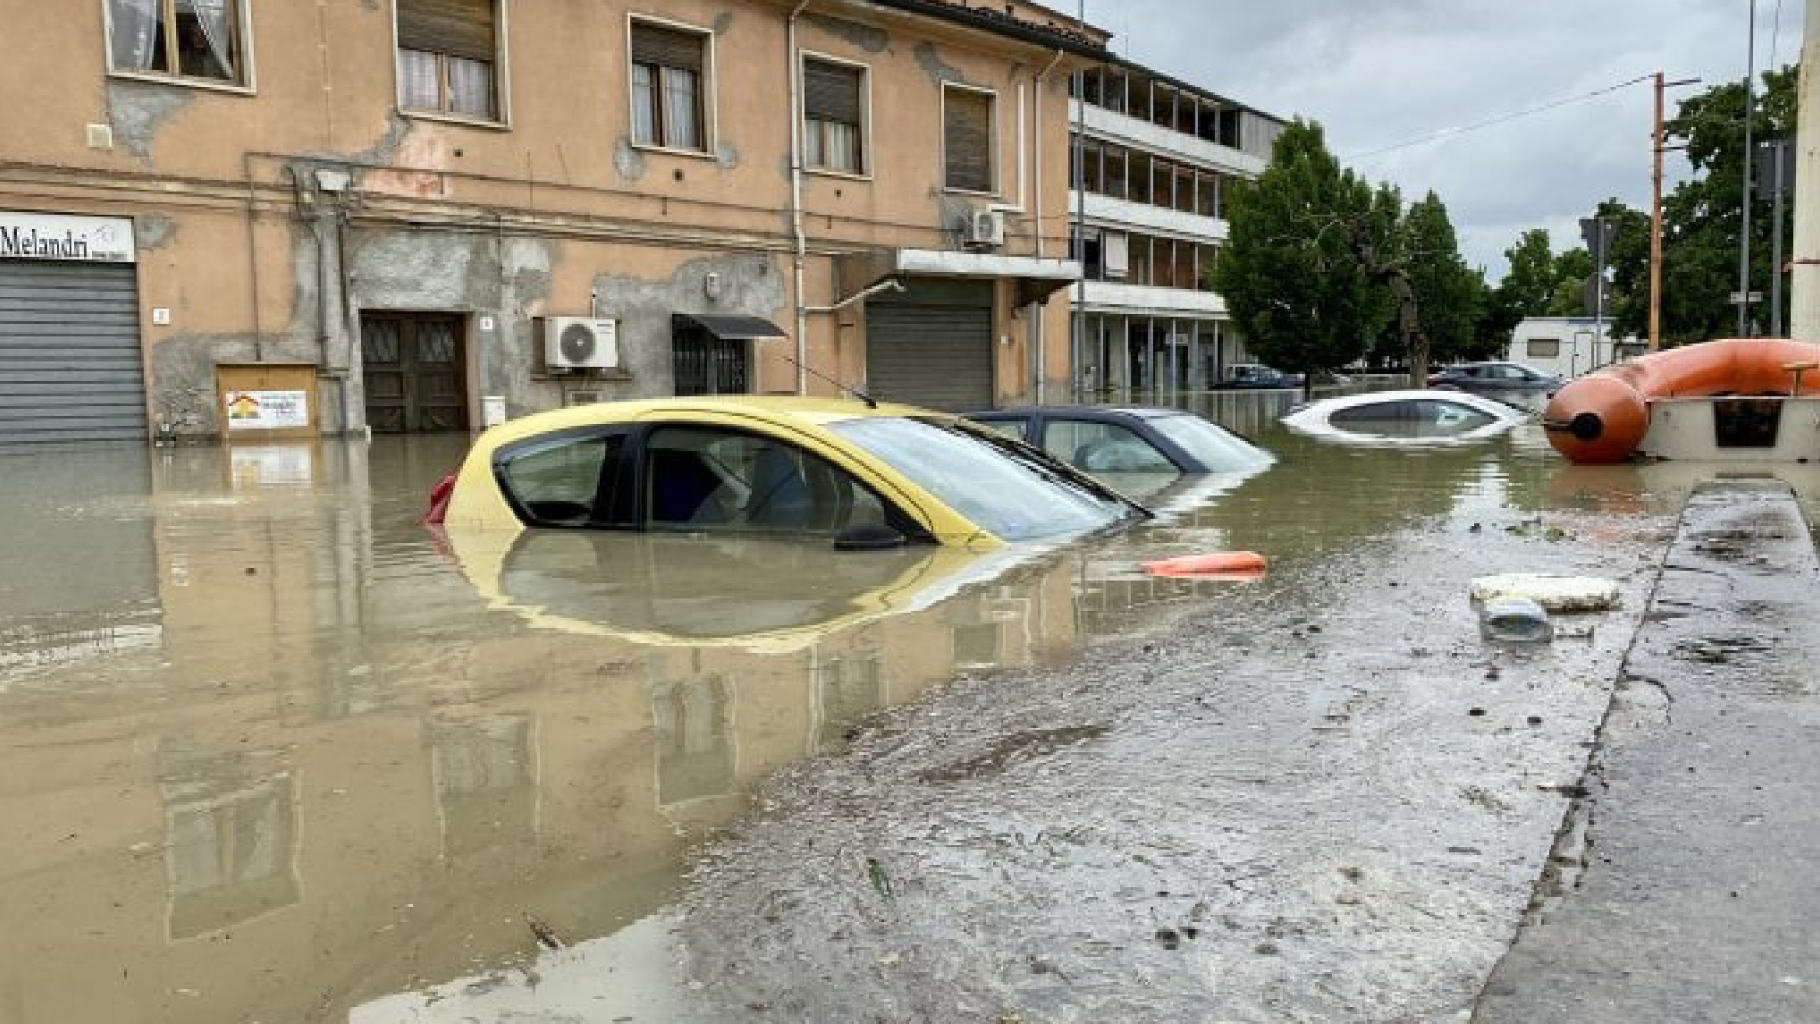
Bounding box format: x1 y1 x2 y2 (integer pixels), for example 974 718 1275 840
0 211 136 263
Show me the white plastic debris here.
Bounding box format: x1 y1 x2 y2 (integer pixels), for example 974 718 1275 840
1469 574 1620 612
1479 596 1554 643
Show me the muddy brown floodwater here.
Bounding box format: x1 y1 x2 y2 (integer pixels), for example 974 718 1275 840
2 392 1816 1023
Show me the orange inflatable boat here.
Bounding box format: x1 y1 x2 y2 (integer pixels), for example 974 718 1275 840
1544 338 1820 463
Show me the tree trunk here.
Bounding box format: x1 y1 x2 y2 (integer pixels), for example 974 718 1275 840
1383 268 1430 387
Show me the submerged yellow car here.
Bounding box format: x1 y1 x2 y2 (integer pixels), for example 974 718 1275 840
428 396 1146 548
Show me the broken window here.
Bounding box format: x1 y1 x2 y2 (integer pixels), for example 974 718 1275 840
631 19 709 150
944 85 995 193
396 0 499 120
107 0 246 85
803 58 865 173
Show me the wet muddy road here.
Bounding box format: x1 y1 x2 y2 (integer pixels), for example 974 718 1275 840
3 395 1817 1022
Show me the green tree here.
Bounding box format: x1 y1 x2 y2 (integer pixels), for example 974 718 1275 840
1402 191 1482 364
1604 66 1797 343
1213 120 1388 393
1546 248 1594 316
1498 229 1558 314
1472 271 1524 360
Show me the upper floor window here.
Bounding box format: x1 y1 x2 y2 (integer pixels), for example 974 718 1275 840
943 85 995 193
630 19 710 152
803 58 866 175
106 0 248 86
396 0 500 120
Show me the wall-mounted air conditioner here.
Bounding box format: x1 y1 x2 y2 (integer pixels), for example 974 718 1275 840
541 317 619 371
962 209 1005 249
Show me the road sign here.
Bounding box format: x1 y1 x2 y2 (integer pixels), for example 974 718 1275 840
1729 291 1764 304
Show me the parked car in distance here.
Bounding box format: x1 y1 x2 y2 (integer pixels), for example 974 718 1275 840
968 406 1274 504
426 396 1149 548
1281 389 1526 443
967 406 1272 476
1428 361 1562 395
1218 364 1303 389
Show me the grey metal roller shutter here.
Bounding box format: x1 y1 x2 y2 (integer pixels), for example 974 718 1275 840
864 283 993 412
0 261 147 445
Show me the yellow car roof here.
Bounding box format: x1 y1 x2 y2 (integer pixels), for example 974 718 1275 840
471 395 943 451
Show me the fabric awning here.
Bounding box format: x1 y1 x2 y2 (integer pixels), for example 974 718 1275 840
671 313 789 340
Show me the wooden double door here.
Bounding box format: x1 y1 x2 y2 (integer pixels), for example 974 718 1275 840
361 313 468 433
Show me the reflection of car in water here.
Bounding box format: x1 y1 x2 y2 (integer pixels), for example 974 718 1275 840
1281 389 1525 443
428 397 1147 548
965 405 1274 503
1218 364 1303 389
444 527 1033 653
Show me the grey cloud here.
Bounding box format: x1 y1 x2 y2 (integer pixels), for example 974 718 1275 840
1098 0 1794 274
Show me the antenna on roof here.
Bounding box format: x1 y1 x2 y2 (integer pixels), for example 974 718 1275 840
779 354 878 409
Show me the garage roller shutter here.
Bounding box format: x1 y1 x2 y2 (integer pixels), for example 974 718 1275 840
0 261 147 445
864 287 993 412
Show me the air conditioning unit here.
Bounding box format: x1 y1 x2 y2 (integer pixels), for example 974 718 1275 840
542 317 619 371
962 209 1005 249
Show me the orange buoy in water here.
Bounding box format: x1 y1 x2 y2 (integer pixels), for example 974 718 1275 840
1142 550 1268 580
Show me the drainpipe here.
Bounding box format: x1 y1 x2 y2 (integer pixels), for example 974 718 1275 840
1031 48 1065 404
788 0 812 394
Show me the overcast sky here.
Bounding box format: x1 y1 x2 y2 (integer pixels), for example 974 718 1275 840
1095 0 1803 278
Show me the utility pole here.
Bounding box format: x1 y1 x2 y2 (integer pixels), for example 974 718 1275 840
1653 73 1700 351
1652 71 1665 352
1738 0 1757 337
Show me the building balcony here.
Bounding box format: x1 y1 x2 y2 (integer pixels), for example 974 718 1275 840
1073 280 1228 317
1073 101 1266 177
1070 191 1227 242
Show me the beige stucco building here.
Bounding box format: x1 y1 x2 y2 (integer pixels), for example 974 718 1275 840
0 0 1105 443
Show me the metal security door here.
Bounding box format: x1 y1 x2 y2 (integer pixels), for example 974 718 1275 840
864 281 993 411
0 261 146 444
361 314 468 432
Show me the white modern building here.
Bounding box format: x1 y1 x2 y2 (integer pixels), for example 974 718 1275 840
1068 59 1286 398
1505 316 1645 379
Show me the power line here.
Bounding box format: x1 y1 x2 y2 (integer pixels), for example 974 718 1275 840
1346 73 1655 161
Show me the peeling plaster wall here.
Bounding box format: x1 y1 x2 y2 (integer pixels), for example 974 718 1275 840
589 254 787 401
105 81 193 162
805 14 890 54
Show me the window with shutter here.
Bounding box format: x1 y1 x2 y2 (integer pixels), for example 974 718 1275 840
630 19 710 151
943 86 994 194
803 58 865 174
395 0 499 119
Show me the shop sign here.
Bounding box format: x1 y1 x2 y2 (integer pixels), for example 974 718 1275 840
0 211 136 263
225 390 310 430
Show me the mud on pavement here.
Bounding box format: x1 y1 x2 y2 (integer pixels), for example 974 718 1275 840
657 505 1667 1022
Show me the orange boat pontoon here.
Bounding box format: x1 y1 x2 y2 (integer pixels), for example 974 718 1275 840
1543 338 1820 464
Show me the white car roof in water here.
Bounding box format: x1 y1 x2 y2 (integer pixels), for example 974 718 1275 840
1280 389 1527 443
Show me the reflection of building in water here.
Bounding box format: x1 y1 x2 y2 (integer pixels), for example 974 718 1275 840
0 469 1099 1022
156 740 300 941
649 672 736 806
0 447 163 674
428 713 539 858
810 652 885 754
